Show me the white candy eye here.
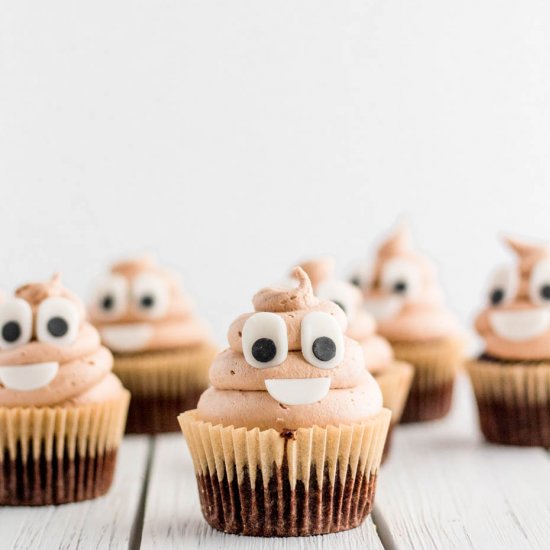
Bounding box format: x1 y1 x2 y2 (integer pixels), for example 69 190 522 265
0 299 33 349
349 262 372 290
132 273 169 319
93 275 128 320
36 297 80 346
487 265 518 306
301 311 344 370
381 258 422 299
242 312 288 369
316 281 357 322
529 259 550 305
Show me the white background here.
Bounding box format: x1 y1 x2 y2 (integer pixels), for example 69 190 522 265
1 0 549 346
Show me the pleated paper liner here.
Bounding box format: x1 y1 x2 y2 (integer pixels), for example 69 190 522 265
113 343 217 433
374 361 413 461
468 358 550 446
392 337 463 423
179 408 391 537
0 390 130 506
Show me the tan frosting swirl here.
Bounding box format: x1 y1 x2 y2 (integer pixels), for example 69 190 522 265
89 257 211 353
362 224 460 342
476 236 550 360
197 267 383 431
0 276 123 408
300 258 394 374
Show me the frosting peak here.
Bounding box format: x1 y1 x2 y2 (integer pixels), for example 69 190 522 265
362 223 460 342
476 235 550 360
89 256 210 353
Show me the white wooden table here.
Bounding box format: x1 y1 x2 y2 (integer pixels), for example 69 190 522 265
3 376 550 550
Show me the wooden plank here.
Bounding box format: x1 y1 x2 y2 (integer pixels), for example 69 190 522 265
373 375 550 550
2 435 150 550
142 433 384 549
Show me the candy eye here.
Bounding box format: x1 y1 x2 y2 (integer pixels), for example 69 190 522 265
529 259 550 305
0 299 33 349
301 311 344 370
381 258 422 299
93 275 128 320
242 312 288 369
132 273 169 318
316 280 356 322
36 297 80 346
487 266 517 306
349 262 372 290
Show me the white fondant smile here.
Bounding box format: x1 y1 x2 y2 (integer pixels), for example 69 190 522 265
489 308 550 342
264 378 331 406
100 323 153 352
363 296 403 321
0 362 59 391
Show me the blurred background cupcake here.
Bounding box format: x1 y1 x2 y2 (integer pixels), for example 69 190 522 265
89 256 217 434
0 274 129 505
354 224 463 423
299 257 413 460
179 267 390 536
468 236 550 446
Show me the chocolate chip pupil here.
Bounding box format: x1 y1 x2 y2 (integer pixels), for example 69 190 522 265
490 288 505 305
2 321 21 343
393 280 407 294
312 336 336 362
102 295 114 310
332 300 346 314
47 317 68 338
350 276 361 287
140 295 155 308
541 285 550 300
251 338 277 363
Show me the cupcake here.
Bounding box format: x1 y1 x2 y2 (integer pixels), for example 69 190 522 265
89 257 217 434
0 275 129 505
357 224 463 422
468 236 550 446
179 268 390 536
299 258 413 460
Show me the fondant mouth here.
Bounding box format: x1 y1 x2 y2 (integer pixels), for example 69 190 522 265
0 362 59 391
363 296 402 321
264 378 331 406
100 323 153 352
489 308 550 342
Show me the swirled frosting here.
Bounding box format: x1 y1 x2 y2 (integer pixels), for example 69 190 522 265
0 275 124 408
300 258 393 374
476 236 550 360
89 257 211 353
197 267 383 431
361 224 460 342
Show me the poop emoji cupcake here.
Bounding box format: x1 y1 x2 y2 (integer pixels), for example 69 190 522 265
0 275 129 505
179 268 390 537
89 257 217 434
357 224 463 422
300 258 413 460
469 236 550 446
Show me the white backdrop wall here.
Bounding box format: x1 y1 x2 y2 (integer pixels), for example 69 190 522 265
1 0 549 346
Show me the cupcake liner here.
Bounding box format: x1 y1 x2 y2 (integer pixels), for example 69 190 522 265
178 408 391 537
0 391 130 505
392 337 463 423
468 359 550 446
374 361 413 461
113 343 216 433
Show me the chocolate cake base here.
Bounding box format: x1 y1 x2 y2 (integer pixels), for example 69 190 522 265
0 445 117 506
125 391 204 434
400 380 454 423
196 463 377 536
476 400 550 447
